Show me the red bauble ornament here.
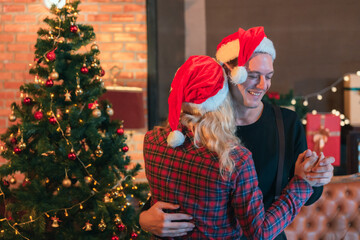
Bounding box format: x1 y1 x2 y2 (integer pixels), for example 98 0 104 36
122 146 129 152
49 116 57 125
117 223 126 232
100 68 105 77
34 111 44 120
116 128 124 135
68 152 76 161
3 180 10 187
23 97 32 105
46 49 56 61
70 25 78 33
81 66 89 74
14 147 21 154
46 79 54 87
10 138 17 145
130 232 138 239
111 236 119 240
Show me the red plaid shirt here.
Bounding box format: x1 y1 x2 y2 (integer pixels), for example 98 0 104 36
144 126 313 240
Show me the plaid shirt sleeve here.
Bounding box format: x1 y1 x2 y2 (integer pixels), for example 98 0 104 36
231 147 313 240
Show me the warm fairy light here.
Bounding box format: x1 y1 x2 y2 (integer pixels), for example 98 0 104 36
334 111 340 116
357 71 360 76
340 114 345 119
344 119 350 125
312 110 317 115
291 99 296 105
331 109 337 114
343 75 350 81
340 121 345 126
29 216 33 221
303 100 308 106
79 204 83 210
317 94 323 100
331 87 337 92
64 210 68 217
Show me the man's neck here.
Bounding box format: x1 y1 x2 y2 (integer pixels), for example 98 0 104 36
233 102 264 126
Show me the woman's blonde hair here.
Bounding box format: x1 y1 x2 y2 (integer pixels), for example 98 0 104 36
180 94 240 179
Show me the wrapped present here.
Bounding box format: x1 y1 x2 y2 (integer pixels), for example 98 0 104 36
306 113 341 166
99 86 145 129
344 74 360 126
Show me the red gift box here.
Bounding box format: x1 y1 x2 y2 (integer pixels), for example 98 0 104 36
306 113 341 166
99 86 145 129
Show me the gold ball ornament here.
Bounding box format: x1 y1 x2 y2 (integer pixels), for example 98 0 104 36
98 219 106 232
84 176 92 184
9 112 16 122
91 43 99 51
92 108 101 118
75 87 83 96
62 176 72 188
106 106 114 116
50 69 59 80
95 147 103 158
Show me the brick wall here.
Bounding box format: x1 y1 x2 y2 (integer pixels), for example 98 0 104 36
0 0 148 182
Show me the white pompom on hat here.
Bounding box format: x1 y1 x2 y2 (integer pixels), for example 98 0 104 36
215 26 276 84
167 55 229 148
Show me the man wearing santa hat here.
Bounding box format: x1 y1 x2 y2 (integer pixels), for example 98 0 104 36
140 27 334 240
144 55 321 239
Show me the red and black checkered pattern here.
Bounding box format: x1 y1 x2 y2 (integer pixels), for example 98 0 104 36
144 126 313 240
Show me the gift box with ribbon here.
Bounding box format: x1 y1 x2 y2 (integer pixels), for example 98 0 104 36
306 113 341 166
344 73 360 127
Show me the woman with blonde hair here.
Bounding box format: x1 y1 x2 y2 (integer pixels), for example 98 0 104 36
143 55 319 239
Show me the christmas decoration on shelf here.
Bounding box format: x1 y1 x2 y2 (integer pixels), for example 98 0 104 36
263 71 357 127
0 1 149 239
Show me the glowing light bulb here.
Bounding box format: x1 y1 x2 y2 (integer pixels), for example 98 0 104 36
344 119 350 125
357 71 360 76
317 94 323 100
331 109 337 114
340 114 345 119
340 121 345 126
301 119 307 125
291 99 296 105
312 110 317 115
331 87 337 92
343 75 350 81
303 100 308 106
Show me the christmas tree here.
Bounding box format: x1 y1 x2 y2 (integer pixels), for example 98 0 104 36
0 1 149 239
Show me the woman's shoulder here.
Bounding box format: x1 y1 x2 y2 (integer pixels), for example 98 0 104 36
145 126 171 144
230 144 252 164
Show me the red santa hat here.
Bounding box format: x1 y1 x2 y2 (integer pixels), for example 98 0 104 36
215 26 276 84
167 55 228 148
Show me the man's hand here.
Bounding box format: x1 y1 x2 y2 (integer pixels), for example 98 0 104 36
295 149 318 186
139 201 195 237
306 152 334 187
